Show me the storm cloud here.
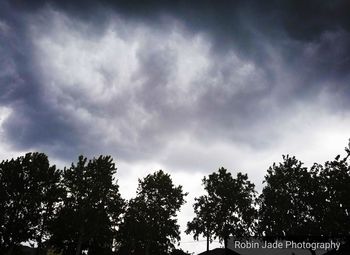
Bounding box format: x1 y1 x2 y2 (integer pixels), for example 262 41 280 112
1 0 349 162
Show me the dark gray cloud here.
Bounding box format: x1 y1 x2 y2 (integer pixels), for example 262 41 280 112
8 0 350 49
1 0 350 164
0 1 81 159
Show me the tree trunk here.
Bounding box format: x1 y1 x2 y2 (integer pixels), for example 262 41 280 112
75 225 85 255
206 233 209 254
224 236 228 255
36 239 42 255
36 223 44 255
224 236 228 249
145 241 150 255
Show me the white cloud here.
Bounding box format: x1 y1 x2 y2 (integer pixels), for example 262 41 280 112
0 106 29 160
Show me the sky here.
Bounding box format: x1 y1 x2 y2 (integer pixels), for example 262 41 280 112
1 0 350 253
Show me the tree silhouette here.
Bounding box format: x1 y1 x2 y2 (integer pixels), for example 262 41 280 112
26 153 63 255
0 152 61 255
258 155 321 255
187 168 257 252
186 195 216 253
0 155 35 254
1 141 349 255
259 145 350 255
117 170 187 255
50 155 124 255
314 144 350 241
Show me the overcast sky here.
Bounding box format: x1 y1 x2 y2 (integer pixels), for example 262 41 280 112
1 0 350 253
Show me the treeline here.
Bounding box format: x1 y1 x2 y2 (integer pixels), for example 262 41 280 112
0 142 350 255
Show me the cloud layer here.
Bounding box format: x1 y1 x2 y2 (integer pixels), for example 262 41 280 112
0 0 349 181
1 1 349 158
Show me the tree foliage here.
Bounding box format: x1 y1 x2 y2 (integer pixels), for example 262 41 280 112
185 195 216 252
258 155 319 239
259 148 350 244
314 145 350 239
118 170 187 255
187 167 257 250
186 195 216 239
1 140 350 255
0 152 62 254
50 155 124 255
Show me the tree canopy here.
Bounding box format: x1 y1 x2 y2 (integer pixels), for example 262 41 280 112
118 170 187 255
1 140 350 255
0 153 62 254
258 150 350 255
50 155 125 255
258 155 319 239
314 145 350 239
187 167 257 250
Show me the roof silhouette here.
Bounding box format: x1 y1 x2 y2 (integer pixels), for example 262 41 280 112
197 248 241 255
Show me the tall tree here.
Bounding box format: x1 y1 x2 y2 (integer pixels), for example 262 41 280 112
185 195 216 253
118 170 187 255
26 153 63 255
50 155 124 255
0 152 61 255
315 144 350 240
0 156 34 254
258 155 320 255
187 168 257 251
